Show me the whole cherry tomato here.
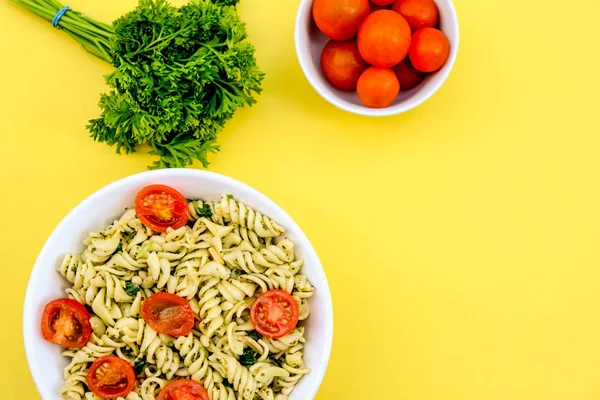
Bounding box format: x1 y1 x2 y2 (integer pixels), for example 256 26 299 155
313 0 370 40
370 0 395 5
392 59 425 91
357 67 400 108
408 27 450 72
321 40 368 91
357 10 411 68
392 0 439 31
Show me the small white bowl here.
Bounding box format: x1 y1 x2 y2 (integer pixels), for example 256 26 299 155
23 169 334 400
295 0 459 116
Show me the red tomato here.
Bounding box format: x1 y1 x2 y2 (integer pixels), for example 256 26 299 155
369 3 390 11
135 185 189 233
357 10 412 68
251 290 299 339
312 0 370 40
370 0 395 5
157 380 209 400
392 0 439 31
87 356 136 399
357 67 400 108
392 59 425 90
320 40 368 91
408 27 450 72
142 292 194 337
41 298 91 349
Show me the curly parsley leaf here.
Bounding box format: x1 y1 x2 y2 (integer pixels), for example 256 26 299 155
113 243 123 254
133 355 146 375
88 0 264 169
125 282 141 296
239 348 257 366
196 202 213 218
248 330 261 341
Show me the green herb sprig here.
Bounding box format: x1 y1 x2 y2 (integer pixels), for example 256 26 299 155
10 0 263 169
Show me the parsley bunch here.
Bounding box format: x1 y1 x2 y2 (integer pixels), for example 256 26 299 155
11 0 263 168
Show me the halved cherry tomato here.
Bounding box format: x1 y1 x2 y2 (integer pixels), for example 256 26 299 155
357 67 400 108
392 0 439 32
135 185 189 233
392 58 425 91
409 27 450 72
357 10 412 68
157 379 209 400
312 0 370 41
250 290 299 339
41 298 91 349
321 40 368 91
87 356 136 399
142 292 194 337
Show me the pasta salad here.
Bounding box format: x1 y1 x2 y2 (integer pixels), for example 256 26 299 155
40 185 314 400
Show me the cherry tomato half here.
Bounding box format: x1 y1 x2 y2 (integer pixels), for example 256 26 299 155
157 380 210 400
141 292 194 337
41 298 91 349
312 0 370 40
357 10 412 68
392 58 425 91
250 290 299 339
135 185 189 233
321 39 368 91
357 67 400 108
87 356 136 399
392 0 439 31
408 27 450 72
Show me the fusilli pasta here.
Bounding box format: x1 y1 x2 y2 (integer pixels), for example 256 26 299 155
55 194 313 399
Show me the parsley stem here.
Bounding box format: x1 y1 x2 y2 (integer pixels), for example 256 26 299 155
10 0 113 63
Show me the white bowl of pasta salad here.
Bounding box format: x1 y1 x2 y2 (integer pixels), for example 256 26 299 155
23 169 333 400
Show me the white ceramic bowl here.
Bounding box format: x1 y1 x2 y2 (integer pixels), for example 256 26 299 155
23 169 334 400
295 0 459 116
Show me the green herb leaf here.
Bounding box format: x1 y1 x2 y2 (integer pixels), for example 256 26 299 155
123 230 136 241
114 243 123 254
125 282 141 296
211 0 240 6
248 330 261 341
196 203 213 218
133 355 146 375
87 0 264 169
222 378 233 388
239 348 256 366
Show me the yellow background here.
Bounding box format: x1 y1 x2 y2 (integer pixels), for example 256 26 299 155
1 0 600 398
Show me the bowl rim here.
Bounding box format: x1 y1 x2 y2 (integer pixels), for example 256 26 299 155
23 168 334 400
294 0 460 117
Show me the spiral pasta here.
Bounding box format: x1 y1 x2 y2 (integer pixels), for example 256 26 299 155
56 194 313 400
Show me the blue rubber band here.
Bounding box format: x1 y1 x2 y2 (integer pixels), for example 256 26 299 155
52 6 71 28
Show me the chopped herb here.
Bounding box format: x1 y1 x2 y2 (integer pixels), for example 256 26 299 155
133 355 146 375
123 230 136 241
227 194 234 200
196 203 213 218
113 243 123 254
121 347 134 358
239 348 257 366
248 331 261 341
222 379 233 388
125 282 141 296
